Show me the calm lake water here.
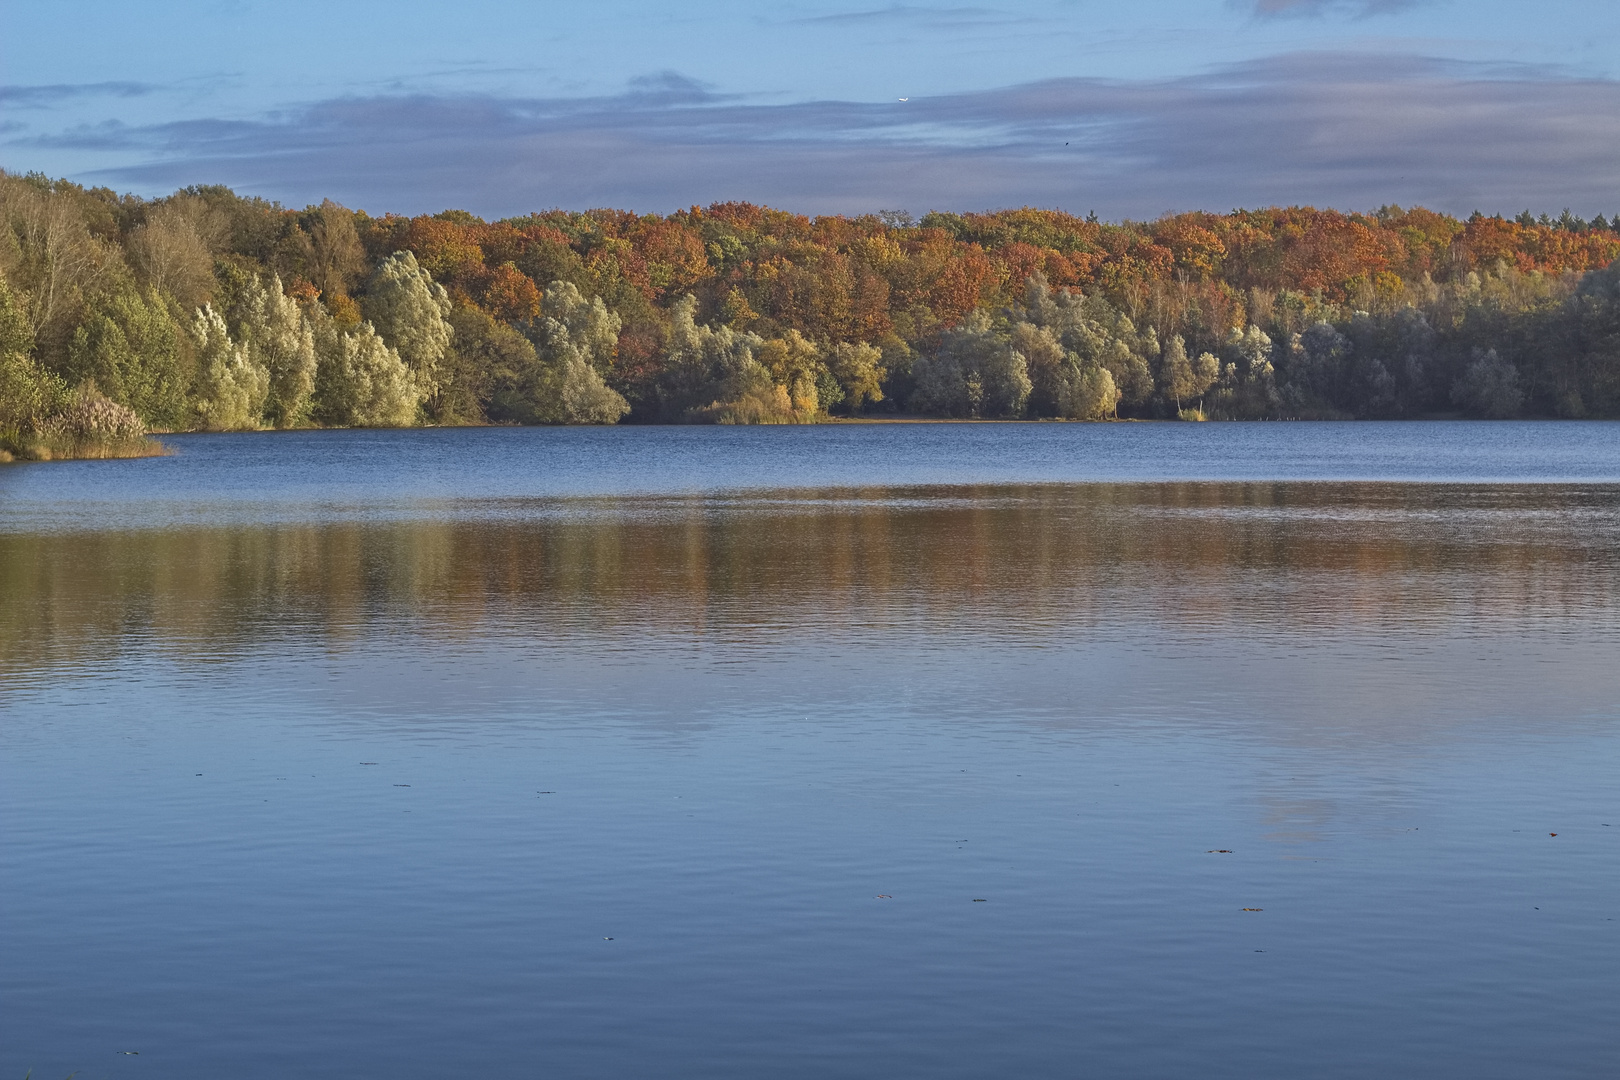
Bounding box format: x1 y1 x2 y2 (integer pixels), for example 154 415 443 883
3 422 1619 1080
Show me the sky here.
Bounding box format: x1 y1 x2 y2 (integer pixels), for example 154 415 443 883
2 0 1618 219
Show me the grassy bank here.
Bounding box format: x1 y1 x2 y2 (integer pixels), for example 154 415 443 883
0 434 169 463
0 386 170 463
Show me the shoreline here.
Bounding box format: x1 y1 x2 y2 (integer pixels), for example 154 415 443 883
6 413 1608 462
0 438 172 464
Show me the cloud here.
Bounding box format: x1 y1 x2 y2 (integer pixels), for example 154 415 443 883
0 82 154 108
25 54 1620 219
624 71 726 105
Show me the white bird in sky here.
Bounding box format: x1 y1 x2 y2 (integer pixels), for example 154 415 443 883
898 97 908 101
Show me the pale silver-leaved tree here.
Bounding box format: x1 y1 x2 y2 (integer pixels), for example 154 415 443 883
911 310 1031 418
1055 359 1119 420
1225 324 1276 382
526 281 630 424
657 293 771 419
1451 348 1523 418
190 304 268 431
1018 275 1155 407
1159 333 1218 411
827 341 885 411
540 281 620 373
309 303 420 428
362 251 453 405
236 274 316 427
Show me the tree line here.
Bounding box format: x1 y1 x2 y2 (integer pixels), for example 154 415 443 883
3 169 1619 457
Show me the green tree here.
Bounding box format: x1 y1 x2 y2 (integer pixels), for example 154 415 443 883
537 281 620 374
0 273 36 361
66 286 190 428
0 274 67 450
1018 275 1153 409
446 304 525 424
1008 320 1066 415
305 299 418 428
531 351 632 424
1567 260 1620 415
1194 351 1220 395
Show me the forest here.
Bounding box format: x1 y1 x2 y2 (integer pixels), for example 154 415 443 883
3 168 1619 458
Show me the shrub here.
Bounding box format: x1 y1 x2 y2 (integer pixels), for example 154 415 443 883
23 386 165 460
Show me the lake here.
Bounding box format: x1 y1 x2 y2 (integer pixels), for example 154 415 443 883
3 422 1619 1079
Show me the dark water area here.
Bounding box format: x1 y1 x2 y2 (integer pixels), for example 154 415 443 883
3 423 1619 1079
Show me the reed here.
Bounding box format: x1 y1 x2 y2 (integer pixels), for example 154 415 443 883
1 387 169 462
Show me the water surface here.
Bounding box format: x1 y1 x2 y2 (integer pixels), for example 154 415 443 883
3 423 1618 1079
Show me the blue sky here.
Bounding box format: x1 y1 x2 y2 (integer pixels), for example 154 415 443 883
3 0 1618 218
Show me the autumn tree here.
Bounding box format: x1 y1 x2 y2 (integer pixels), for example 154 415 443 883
756 330 827 417
127 201 217 310
0 177 111 361
8 173 1620 433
